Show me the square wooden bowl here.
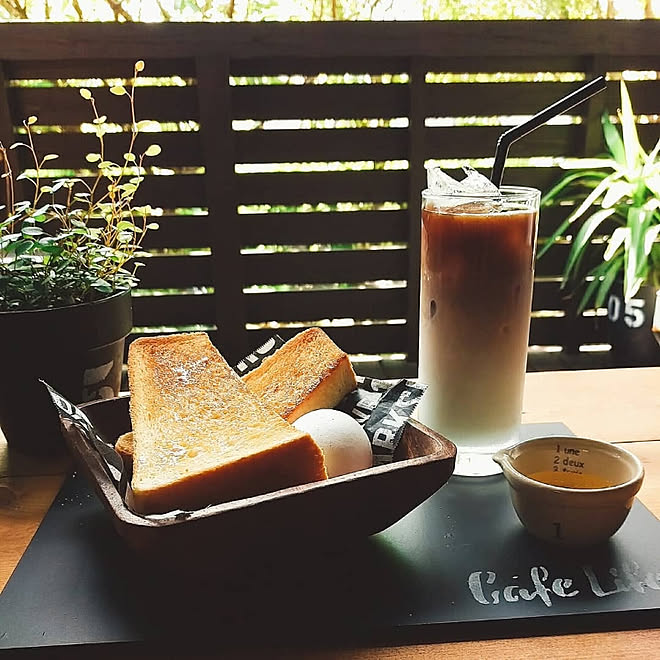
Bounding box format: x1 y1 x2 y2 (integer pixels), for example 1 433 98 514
64 396 456 562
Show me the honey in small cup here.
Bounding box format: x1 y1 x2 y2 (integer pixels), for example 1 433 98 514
493 436 645 546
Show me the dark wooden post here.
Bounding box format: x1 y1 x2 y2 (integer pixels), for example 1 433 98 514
0 63 16 219
406 57 427 372
196 53 248 364
563 56 611 355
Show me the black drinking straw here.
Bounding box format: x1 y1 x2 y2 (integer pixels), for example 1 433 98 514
490 75 608 188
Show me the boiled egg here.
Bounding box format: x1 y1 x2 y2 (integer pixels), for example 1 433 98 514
292 409 372 478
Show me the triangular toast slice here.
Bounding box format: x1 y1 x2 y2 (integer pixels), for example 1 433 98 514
128 332 327 514
243 328 357 422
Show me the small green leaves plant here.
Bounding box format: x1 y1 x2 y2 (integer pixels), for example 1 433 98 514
0 60 160 311
538 80 660 314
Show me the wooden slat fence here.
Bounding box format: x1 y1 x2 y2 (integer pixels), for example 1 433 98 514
1 21 658 370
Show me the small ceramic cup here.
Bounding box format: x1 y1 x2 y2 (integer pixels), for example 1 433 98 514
493 436 644 546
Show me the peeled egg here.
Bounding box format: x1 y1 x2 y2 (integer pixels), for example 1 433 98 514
292 409 372 478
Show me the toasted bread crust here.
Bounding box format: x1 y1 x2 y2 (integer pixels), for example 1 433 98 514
115 432 134 470
242 328 357 422
128 333 326 514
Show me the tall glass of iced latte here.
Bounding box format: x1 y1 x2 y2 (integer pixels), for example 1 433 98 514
415 180 540 477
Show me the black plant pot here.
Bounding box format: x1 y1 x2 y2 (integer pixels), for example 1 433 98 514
0 289 132 455
607 281 660 367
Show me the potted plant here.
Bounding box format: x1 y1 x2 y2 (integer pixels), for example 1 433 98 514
538 79 660 365
0 60 160 454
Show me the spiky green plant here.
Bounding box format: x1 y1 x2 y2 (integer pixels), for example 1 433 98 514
538 80 660 314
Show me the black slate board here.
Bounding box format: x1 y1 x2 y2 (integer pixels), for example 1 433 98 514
2 423 660 655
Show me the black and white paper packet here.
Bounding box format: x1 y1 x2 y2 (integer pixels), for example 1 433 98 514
43 381 125 489
236 335 427 465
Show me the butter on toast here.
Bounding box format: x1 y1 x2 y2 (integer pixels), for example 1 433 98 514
128 333 327 514
242 328 357 423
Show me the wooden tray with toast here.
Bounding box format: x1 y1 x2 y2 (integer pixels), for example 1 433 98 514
60 329 456 562
65 395 455 561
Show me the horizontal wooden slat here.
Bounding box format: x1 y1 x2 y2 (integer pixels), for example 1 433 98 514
11 131 203 169
136 255 213 288
232 84 408 120
235 170 408 205
428 81 590 117
529 314 608 346
535 241 606 278
233 80 660 123
531 280 570 311
141 215 211 249
611 80 660 115
239 207 601 246
244 287 407 323
8 86 199 125
240 210 408 245
232 55 659 79
234 125 581 164
234 128 407 163
242 249 408 285
425 124 583 159
231 55 587 77
231 56 410 77
5 58 197 80
131 293 214 326
246 323 408 356
426 80 660 117
35 174 206 209
2 22 658 60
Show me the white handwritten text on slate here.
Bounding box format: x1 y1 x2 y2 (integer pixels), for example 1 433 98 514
468 562 660 607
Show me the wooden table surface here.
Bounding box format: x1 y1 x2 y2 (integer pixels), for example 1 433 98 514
2 367 659 658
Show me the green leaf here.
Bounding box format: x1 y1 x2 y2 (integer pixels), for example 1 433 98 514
135 60 145 72
109 85 126 96
21 226 44 237
537 172 620 261
135 120 158 132
116 220 136 232
92 279 113 294
144 144 161 157
624 205 652 300
644 225 660 256
603 227 628 262
642 137 660 176
540 170 609 207
41 154 59 163
12 239 34 256
593 255 624 310
618 80 644 173
568 172 621 222
146 222 159 230
601 180 634 208
601 111 626 167
562 207 617 281
79 88 93 100
576 259 613 313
